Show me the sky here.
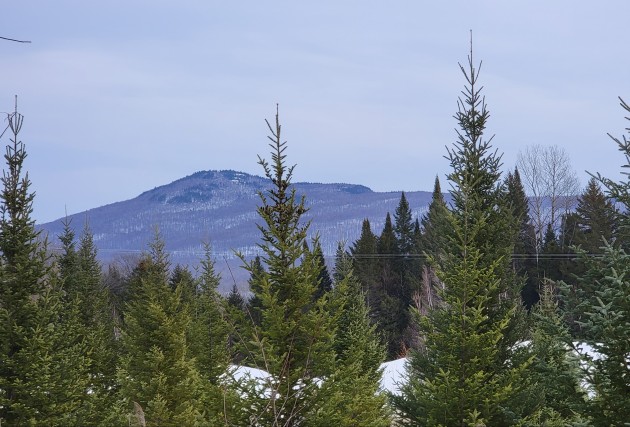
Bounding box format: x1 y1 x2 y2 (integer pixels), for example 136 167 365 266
1 1 629 223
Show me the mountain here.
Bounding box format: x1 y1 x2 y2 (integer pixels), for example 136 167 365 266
39 170 438 291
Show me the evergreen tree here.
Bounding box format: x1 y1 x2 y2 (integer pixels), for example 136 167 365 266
0 102 91 425
561 180 620 336
395 43 532 425
246 255 265 326
313 240 333 300
377 212 407 357
331 248 385 382
189 244 230 383
539 224 564 285
169 263 196 300
308 249 391 427
420 176 451 261
527 284 589 425
116 233 212 425
394 192 417 311
227 283 245 311
574 177 619 253
56 220 120 424
505 168 539 308
566 97 630 425
350 219 379 312
572 244 630 425
234 108 337 425
394 192 415 258
415 176 450 320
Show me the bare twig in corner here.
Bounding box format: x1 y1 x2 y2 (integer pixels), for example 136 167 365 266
0 36 31 43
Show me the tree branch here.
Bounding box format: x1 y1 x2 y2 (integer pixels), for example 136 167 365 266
0 36 31 43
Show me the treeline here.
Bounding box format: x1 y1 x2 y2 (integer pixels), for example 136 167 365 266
1 46 629 426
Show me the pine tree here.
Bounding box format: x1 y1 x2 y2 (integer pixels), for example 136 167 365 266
0 101 91 425
233 108 337 425
395 42 532 425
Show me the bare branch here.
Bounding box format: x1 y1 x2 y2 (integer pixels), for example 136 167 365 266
0 36 31 43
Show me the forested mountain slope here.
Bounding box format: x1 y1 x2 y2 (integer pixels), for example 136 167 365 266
39 170 436 288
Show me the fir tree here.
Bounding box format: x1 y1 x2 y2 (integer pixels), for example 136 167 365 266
309 248 391 426
331 248 385 382
377 212 407 357
528 284 589 424
189 243 230 383
0 101 91 425
395 41 532 425
116 233 211 425
539 224 564 285
246 255 265 326
393 192 417 309
568 97 630 425
313 240 333 300
234 107 336 425
574 177 619 253
350 219 379 312
420 176 450 261
505 168 539 308
227 283 245 311
57 220 120 424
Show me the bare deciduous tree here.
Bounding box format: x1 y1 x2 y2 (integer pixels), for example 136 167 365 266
517 144 580 248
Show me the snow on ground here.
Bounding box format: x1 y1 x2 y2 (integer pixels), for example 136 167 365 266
228 343 600 398
379 358 408 396
228 359 410 396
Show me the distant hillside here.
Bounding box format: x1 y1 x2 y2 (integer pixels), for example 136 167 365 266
39 170 439 291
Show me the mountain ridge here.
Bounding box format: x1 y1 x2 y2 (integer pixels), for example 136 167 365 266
38 169 438 290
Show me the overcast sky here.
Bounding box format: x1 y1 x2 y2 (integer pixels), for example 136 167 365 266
1 1 629 223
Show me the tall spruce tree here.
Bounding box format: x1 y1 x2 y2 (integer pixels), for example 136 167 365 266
0 102 91 425
395 42 532 425
234 108 337 425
